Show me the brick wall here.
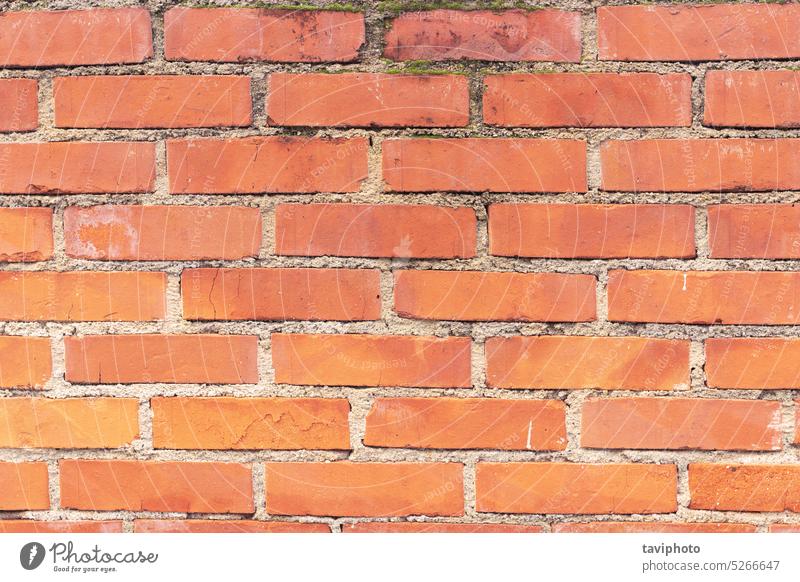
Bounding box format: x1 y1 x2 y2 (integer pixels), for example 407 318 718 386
1 1 799 534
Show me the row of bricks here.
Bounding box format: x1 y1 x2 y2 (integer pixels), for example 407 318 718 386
10 138 800 194
2 521 799 534
2 334 799 390
7 5 800 67
6 70 800 130
2 269 800 324
5 203 800 262
0 395 793 451
3 460 800 515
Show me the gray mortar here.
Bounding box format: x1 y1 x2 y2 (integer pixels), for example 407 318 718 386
0 0 798 534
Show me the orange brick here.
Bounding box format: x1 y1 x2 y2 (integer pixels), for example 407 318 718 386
64 205 261 261
705 71 800 128
394 270 596 322
0 208 53 262
0 337 51 389
708 204 800 259
554 522 756 533
476 463 677 514
0 398 138 448
0 271 165 321
267 73 468 127
266 462 463 517
489 204 695 259
134 520 329 533
275 203 476 259
0 8 152 66
0 520 122 533
165 7 364 63
167 137 368 194
0 142 155 194
182 268 380 321
384 9 580 62
601 139 800 192
271 333 471 388
770 524 800 533
598 4 800 61
486 336 689 390
383 138 586 193
343 522 543 533
152 397 350 450
706 338 800 389
60 460 253 513
0 462 49 510
0 79 37 131
65 335 258 384
54 76 251 128
364 398 566 450
689 464 800 512
581 398 781 451
608 270 800 324
485 73 691 127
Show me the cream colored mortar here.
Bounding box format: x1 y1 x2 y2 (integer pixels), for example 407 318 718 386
0 0 797 533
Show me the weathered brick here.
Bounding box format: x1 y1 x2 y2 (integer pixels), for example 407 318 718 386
708 204 800 259
689 464 800 512
0 462 49 510
134 520 330 533
486 336 689 391
0 79 37 131
394 270 596 322
0 337 51 389
182 268 380 321
706 338 800 389
0 207 53 262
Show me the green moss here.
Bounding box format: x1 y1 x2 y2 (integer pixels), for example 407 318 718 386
385 59 468 75
379 0 541 15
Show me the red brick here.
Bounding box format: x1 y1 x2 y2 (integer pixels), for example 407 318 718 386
0 521 122 533
0 8 152 67
165 7 364 63
601 139 800 192
554 522 756 533
134 520 329 533
394 270 596 322
0 271 165 321
0 79 37 131
0 142 155 194
705 70 800 128
706 338 800 390
476 463 677 514
608 270 800 324
599 4 800 62
0 398 139 448
384 9 580 62
489 204 695 259
182 268 380 321
0 337 51 389
797 401 800 444
167 137 367 194
65 335 258 384
267 73 468 127
275 203 476 259
54 76 251 128
266 462 463 517
485 73 691 127
383 138 586 192
689 464 800 512
581 398 781 451
486 336 689 391
271 333 471 388
364 398 566 451
152 397 350 450
343 522 543 533
708 204 800 259
64 205 261 261
0 462 49 510
0 207 53 262
60 460 253 513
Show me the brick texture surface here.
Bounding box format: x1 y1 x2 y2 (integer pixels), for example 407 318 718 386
1 1 799 535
